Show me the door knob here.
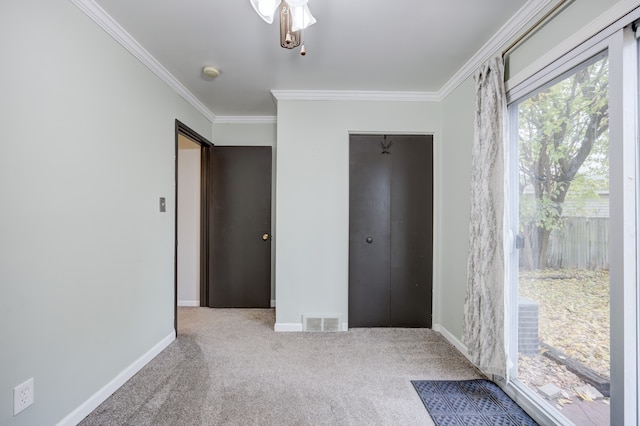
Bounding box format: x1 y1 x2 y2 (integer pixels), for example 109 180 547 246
262 233 270 241
366 237 373 244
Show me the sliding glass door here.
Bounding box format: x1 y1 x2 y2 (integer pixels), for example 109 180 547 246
510 54 611 426
506 19 640 425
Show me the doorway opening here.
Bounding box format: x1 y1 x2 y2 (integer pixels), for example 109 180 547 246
177 135 201 307
174 120 212 333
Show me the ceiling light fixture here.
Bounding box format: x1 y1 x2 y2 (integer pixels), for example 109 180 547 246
249 0 315 55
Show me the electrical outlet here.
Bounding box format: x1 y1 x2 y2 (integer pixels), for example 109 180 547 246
13 378 34 416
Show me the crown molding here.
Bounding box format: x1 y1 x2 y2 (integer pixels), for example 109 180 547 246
214 116 277 124
71 0 216 123
271 90 440 103
438 0 555 100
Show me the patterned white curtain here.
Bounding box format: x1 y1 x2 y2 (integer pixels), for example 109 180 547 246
463 56 510 380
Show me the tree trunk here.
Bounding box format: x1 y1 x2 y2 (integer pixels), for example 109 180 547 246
535 227 552 270
520 223 553 270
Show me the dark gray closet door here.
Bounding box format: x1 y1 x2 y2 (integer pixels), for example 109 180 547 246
349 134 433 327
389 136 433 327
349 135 392 326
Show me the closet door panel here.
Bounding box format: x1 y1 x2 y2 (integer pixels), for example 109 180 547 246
390 136 433 327
349 135 391 327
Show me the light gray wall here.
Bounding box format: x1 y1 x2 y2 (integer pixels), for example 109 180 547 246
177 139 202 305
212 122 277 302
435 78 475 338
275 100 440 327
213 123 277 147
0 1 211 424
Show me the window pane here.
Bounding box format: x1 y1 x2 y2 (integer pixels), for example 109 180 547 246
516 55 610 425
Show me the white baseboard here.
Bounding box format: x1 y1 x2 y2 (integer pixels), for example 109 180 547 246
274 322 303 332
178 300 199 307
56 331 176 426
270 299 275 308
432 323 472 362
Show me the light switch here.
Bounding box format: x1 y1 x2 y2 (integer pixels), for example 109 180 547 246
159 197 166 212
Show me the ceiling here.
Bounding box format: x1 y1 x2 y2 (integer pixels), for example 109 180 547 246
90 0 533 118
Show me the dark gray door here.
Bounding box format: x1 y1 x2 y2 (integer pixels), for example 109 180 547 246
349 135 433 327
348 136 392 326
208 146 272 308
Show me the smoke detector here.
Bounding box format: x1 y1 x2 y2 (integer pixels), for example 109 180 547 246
202 66 221 78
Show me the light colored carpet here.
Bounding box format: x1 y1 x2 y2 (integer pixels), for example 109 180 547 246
80 308 484 425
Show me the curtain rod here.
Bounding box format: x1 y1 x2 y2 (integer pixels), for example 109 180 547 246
502 0 572 58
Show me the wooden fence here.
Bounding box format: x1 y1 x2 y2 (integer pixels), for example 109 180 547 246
546 217 609 270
